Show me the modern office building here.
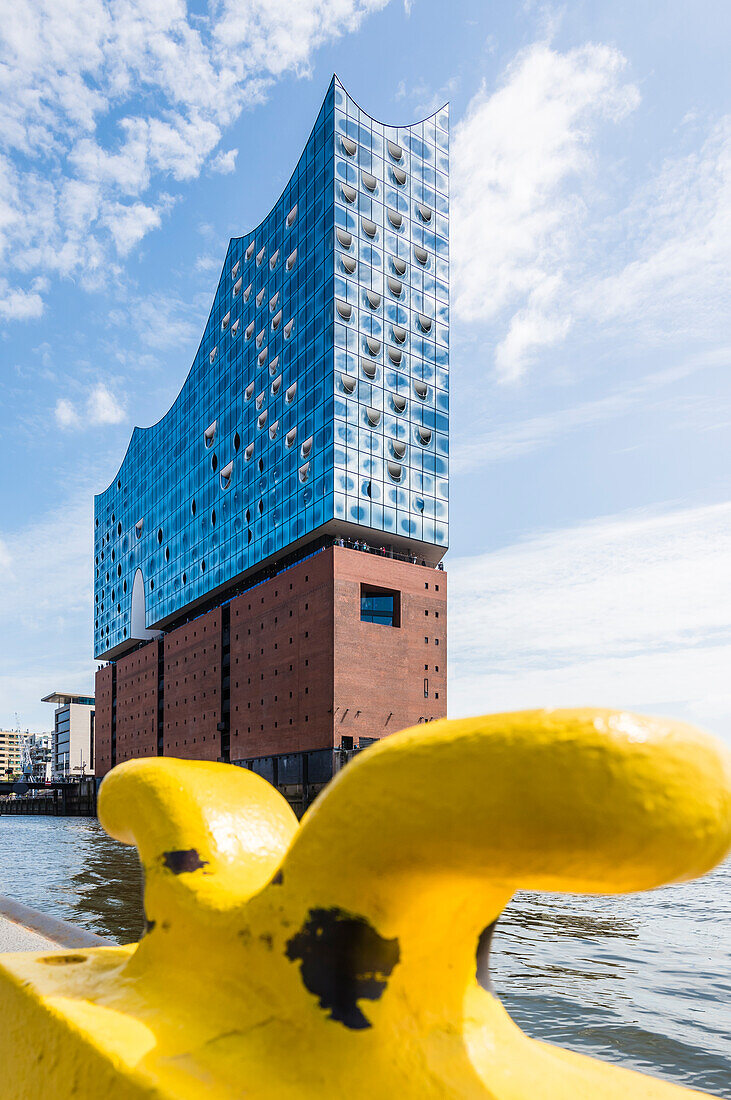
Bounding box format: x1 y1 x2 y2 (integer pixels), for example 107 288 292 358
21 732 53 781
94 77 449 807
0 730 22 778
42 692 95 777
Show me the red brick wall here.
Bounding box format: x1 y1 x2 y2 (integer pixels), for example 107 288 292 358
332 548 447 745
163 607 222 760
98 545 447 771
93 664 114 777
115 640 159 765
229 552 335 759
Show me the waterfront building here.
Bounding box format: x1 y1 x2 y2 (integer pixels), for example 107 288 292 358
21 732 53 781
41 693 95 777
93 77 449 808
0 730 22 778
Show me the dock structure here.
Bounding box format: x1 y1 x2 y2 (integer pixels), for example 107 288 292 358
0 778 97 816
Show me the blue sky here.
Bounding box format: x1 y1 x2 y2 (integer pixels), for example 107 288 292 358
0 0 729 741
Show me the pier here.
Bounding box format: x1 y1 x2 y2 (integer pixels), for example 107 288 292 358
0 778 97 816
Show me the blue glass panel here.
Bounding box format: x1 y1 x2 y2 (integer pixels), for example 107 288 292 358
94 77 448 659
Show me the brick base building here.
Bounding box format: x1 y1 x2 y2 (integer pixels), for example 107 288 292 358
94 544 446 812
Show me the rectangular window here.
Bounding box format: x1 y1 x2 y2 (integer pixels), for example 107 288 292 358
424 678 429 698
360 584 401 627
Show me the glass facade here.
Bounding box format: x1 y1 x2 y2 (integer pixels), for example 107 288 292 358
94 77 449 660
360 592 396 626
54 707 71 774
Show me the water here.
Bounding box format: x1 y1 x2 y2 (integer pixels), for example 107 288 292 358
492 864 731 1097
0 817 143 944
0 818 728 1096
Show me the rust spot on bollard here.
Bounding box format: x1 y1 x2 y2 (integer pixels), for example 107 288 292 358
285 907 400 1030
162 849 208 874
38 954 88 966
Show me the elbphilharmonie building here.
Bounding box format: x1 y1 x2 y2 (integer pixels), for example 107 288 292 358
94 77 449 806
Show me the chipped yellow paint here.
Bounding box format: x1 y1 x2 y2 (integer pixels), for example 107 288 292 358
1 709 730 1099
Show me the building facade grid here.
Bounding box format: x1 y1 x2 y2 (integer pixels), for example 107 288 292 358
93 76 448 663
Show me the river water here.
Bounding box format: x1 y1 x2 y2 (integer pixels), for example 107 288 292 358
0 816 728 1096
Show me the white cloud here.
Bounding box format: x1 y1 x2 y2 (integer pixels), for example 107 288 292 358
451 41 639 378
0 0 391 315
210 148 238 174
55 383 125 429
128 291 202 350
448 501 731 743
0 277 47 321
583 118 731 345
394 74 458 119
102 199 165 255
451 40 731 381
451 347 729 474
86 384 126 425
195 253 221 273
54 397 80 429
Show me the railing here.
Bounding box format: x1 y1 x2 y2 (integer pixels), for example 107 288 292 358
0 894 110 950
106 535 445 661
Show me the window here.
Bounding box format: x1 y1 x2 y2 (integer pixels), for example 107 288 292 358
360 584 400 627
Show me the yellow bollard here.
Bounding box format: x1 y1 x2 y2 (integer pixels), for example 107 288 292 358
0 708 729 1099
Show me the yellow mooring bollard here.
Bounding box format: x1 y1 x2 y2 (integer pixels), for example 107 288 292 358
1 709 730 1098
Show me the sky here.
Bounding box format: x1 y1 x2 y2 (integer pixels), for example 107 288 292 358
0 0 729 742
